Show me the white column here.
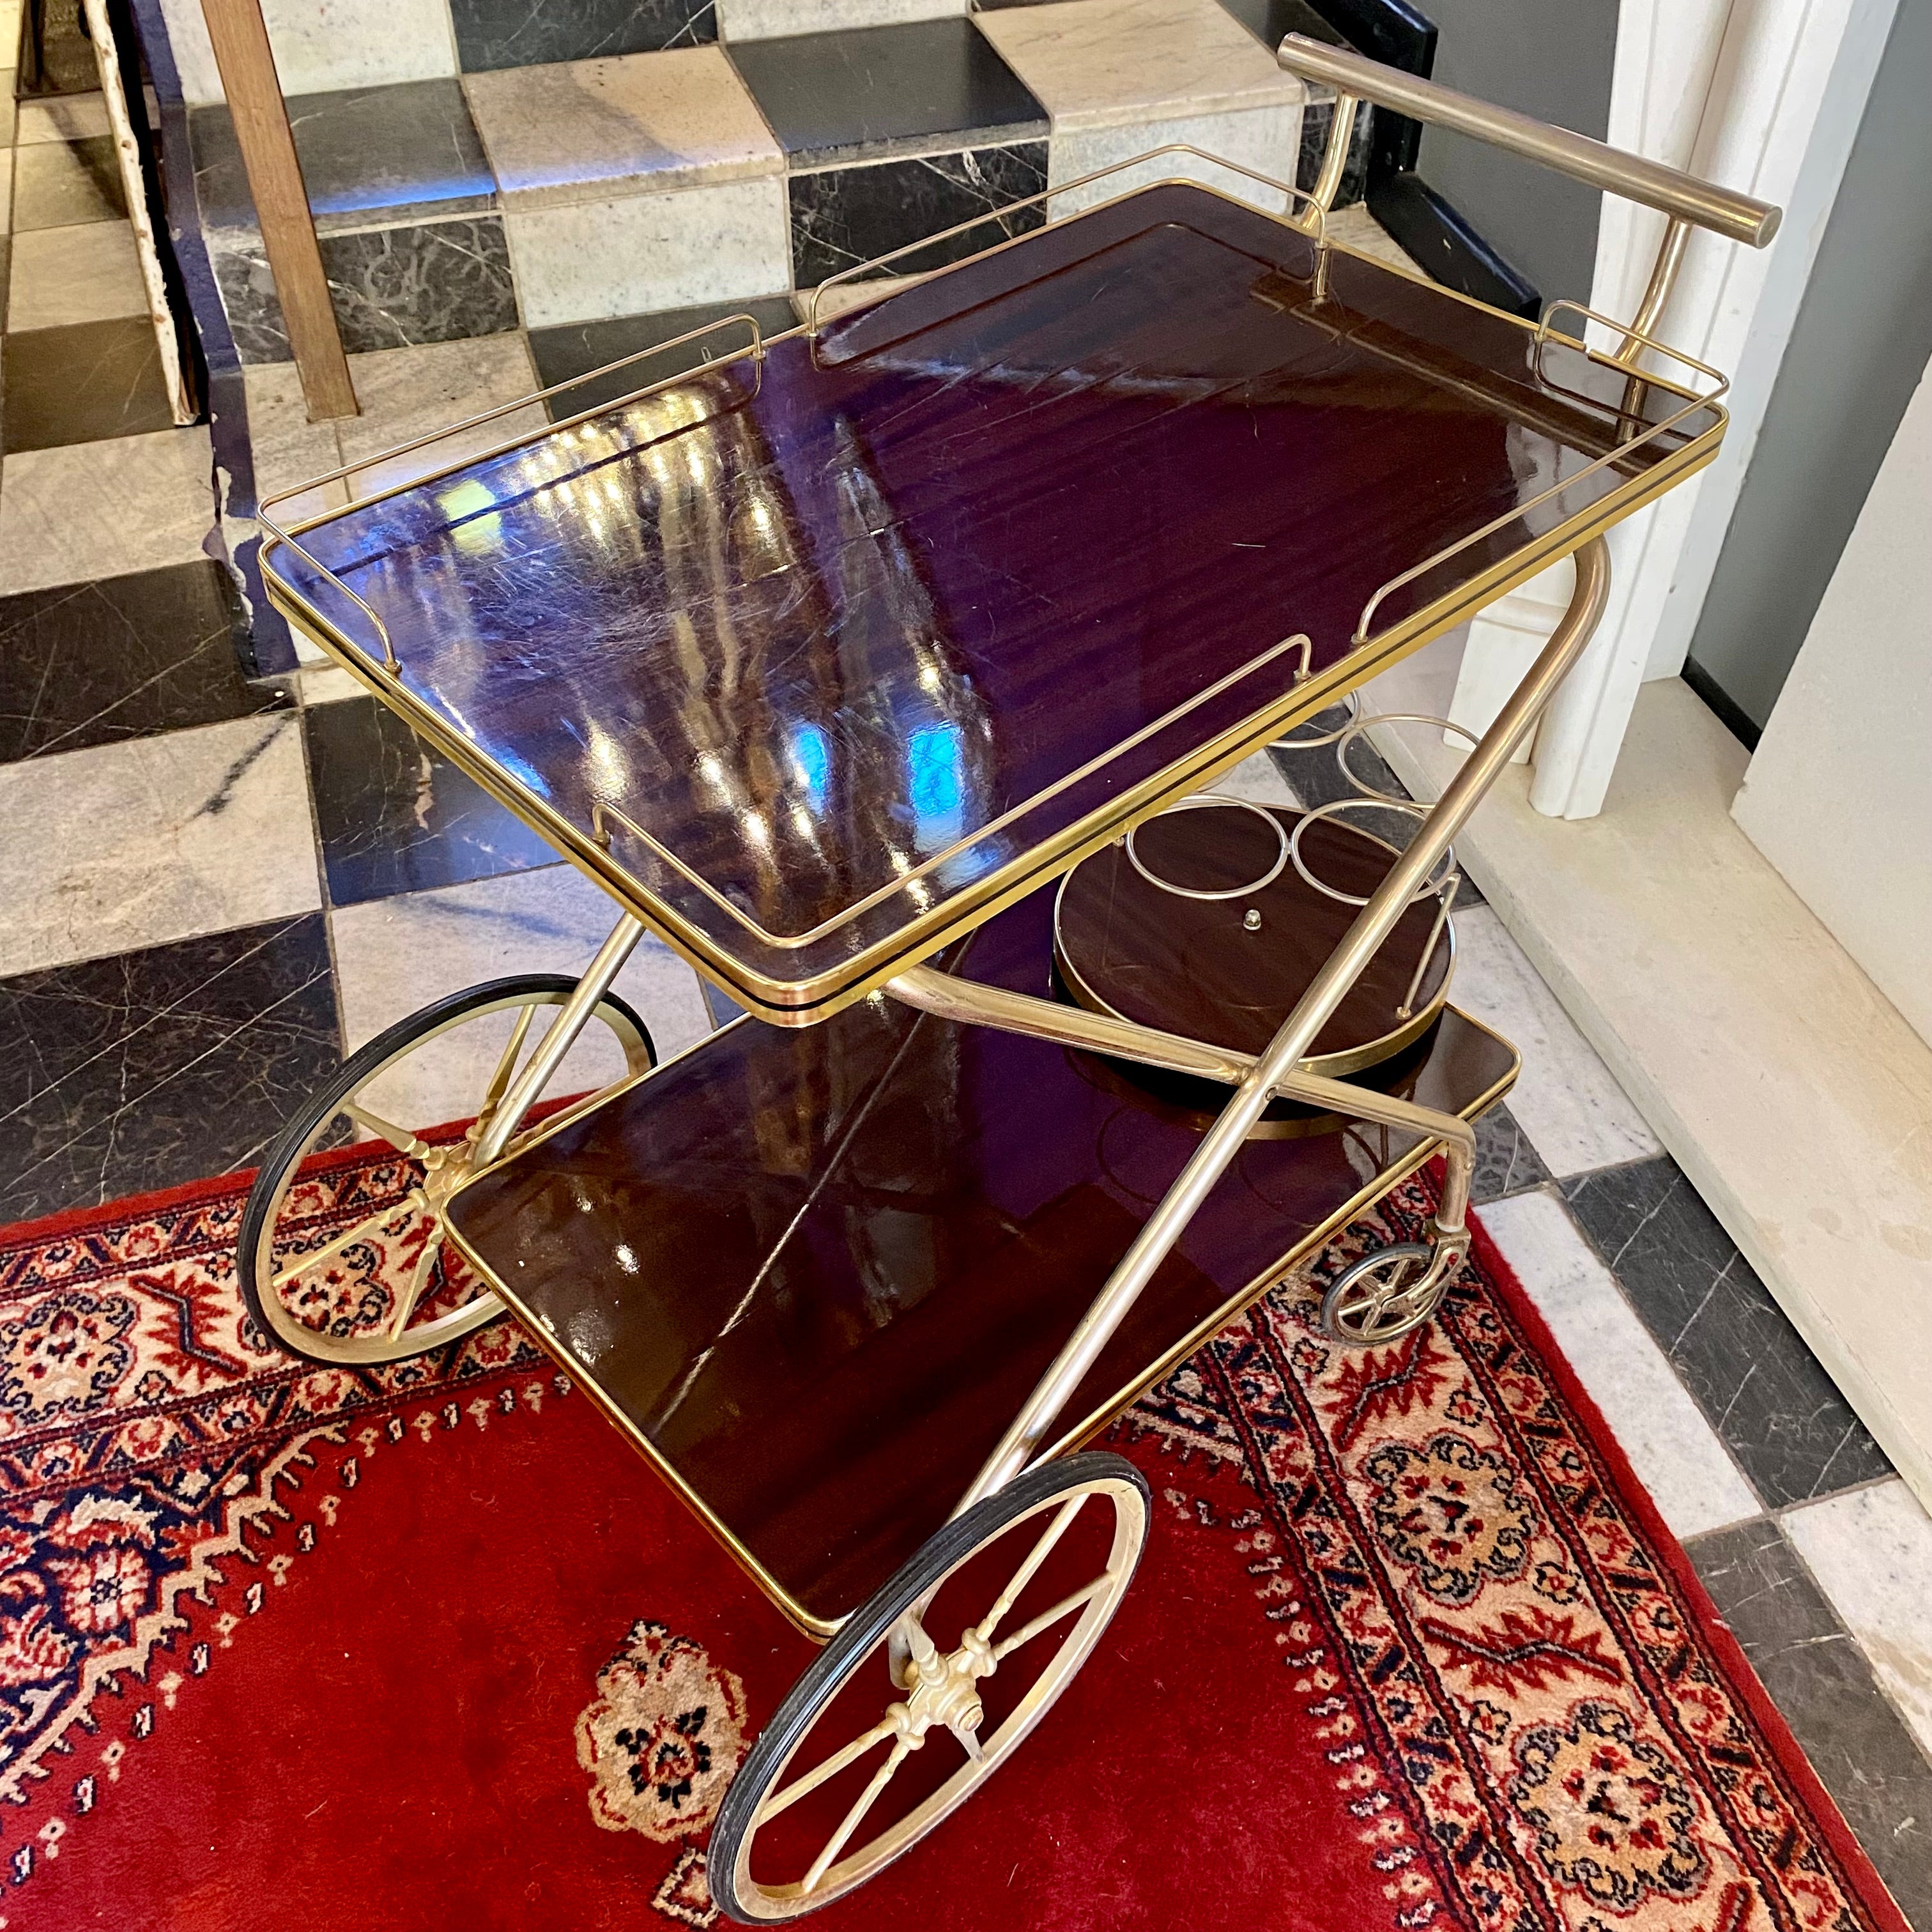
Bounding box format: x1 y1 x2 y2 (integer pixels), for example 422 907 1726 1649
1443 0 1897 818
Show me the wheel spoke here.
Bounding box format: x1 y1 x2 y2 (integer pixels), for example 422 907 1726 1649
802 1740 909 1896
756 1717 898 1827
341 1101 429 1158
387 1225 446 1340
470 1002 539 1140
991 1571 1117 1664
975 1493 1086 1646
272 1191 427 1291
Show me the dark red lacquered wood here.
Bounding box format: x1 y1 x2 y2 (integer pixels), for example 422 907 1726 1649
275 185 1714 1011
445 891 1514 1628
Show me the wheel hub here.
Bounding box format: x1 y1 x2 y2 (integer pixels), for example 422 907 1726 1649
889 1623 997 1756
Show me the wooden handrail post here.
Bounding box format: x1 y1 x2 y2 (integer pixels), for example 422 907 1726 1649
199 0 358 422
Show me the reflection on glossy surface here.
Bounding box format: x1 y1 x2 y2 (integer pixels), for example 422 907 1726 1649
445 890 1516 1627
275 184 1717 1004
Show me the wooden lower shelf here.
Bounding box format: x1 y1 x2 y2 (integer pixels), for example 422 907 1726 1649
445 891 1516 1636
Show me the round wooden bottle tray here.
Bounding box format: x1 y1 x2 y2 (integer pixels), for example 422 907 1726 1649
1052 797 1455 1103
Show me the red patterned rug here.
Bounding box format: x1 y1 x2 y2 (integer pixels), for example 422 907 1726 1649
0 1150 1908 1932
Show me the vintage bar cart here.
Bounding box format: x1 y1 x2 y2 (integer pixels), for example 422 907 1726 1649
247 39 1778 1922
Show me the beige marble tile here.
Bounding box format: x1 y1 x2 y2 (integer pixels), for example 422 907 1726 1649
299 663 372 705
1448 905 1663 1177
976 0 1300 132
0 715 321 976
507 176 790 328
155 0 224 104
1326 201 1423 273
0 151 13 237
0 428 215 595
334 335 544 494
1784 1481 1932 1763
8 220 150 332
0 72 14 146
465 48 782 211
242 362 348 521
720 0 964 34
17 92 111 143
1047 102 1300 218
12 138 122 231
790 270 926 325
1213 749 1296 806
330 866 712 1131
1478 1192 1761 1538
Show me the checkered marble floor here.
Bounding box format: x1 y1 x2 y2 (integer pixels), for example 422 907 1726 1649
1 59 1929 1928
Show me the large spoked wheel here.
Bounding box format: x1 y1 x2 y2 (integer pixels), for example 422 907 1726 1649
711 1452 1150 1924
238 974 654 1366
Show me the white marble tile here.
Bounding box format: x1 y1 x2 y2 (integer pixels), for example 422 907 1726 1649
330 866 713 1131
155 0 225 104
720 0 964 34
1047 102 1300 218
259 0 458 96
334 335 545 494
7 220 150 330
1448 904 1662 1177
506 176 791 328
0 715 321 977
976 0 1300 133
1477 1190 1761 1539
242 361 348 521
465 48 782 210
1213 749 1296 806
0 427 215 595
1784 1480 1932 1762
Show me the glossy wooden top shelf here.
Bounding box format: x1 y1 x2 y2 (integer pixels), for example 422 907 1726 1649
267 182 1721 1020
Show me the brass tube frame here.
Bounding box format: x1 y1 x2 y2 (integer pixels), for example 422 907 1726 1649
951 535 1612 1512
470 912 648 1167
1274 35 1780 248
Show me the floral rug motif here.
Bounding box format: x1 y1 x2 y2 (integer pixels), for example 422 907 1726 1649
0 1155 1908 1932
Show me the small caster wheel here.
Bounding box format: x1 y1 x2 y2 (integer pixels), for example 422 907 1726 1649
710 1452 1151 1922
238 974 653 1366
1322 1241 1441 1346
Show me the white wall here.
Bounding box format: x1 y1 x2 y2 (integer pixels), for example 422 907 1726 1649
1731 352 1932 1048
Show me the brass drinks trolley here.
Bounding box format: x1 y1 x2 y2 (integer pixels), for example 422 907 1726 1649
245 40 1778 1922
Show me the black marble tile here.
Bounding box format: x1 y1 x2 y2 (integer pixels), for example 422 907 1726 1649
730 18 1045 168
0 917 340 1225
305 696 560 907
1564 1156 1894 1509
212 217 520 364
1298 95 1374 206
789 143 1047 288
190 80 494 237
0 562 284 763
528 296 801 421
1264 729 1488 908
1470 1100 1549 1204
1689 1519 1932 1926
1 316 178 453
450 0 715 70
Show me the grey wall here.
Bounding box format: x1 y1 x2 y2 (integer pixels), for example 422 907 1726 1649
1687 0 1932 736
1415 0 1619 306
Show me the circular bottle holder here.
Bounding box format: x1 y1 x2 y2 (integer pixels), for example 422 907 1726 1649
1123 792 1289 901
1287 796 1460 909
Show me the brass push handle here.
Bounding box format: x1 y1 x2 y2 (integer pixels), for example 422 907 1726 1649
1275 34 1780 249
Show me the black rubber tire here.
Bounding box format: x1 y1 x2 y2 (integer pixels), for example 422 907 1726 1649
710 1450 1151 1924
238 973 652 1366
